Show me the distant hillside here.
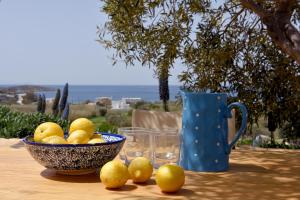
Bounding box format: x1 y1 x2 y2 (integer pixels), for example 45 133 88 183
0 85 54 94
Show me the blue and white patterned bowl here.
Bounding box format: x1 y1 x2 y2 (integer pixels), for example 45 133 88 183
22 132 126 175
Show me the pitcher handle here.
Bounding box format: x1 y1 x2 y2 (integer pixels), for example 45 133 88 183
227 102 248 152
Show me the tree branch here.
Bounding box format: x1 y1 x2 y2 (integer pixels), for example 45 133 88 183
276 0 297 13
266 20 300 65
239 0 269 19
223 8 245 34
240 0 300 65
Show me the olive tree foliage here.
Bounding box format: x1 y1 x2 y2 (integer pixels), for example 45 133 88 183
98 0 300 137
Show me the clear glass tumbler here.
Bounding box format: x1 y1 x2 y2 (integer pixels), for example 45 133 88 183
152 129 180 168
118 127 152 164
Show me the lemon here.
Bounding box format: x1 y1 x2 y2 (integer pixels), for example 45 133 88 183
88 138 106 144
100 160 129 189
91 133 103 139
67 130 90 144
34 122 64 142
128 157 153 183
69 118 95 138
41 135 67 144
155 164 185 193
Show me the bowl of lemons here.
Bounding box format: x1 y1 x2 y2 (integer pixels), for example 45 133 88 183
22 118 126 175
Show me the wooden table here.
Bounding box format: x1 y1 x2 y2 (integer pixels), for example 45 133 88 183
1 139 300 200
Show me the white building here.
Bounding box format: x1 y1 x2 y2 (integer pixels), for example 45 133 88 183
121 97 142 104
111 97 142 110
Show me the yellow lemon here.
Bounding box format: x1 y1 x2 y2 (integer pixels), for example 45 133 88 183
69 118 95 138
41 135 67 144
155 164 185 193
67 130 90 144
91 133 103 139
128 157 153 183
34 122 64 143
88 138 106 144
100 160 129 189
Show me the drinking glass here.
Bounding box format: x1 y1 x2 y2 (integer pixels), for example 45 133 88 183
152 129 180 168
118 127 152 164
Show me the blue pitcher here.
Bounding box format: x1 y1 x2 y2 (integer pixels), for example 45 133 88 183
179 91 247 172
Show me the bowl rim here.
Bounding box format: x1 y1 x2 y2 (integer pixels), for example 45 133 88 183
22 132 126 147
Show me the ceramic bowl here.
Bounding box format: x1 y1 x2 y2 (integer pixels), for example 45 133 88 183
22 133 126 175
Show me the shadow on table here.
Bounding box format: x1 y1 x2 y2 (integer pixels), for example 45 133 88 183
106 185 138 192
229 162 268 172
162 188 196 196
40 169 100 183
182 156 300 200
131 178 156 186
10 141 24 149
108 188 196 200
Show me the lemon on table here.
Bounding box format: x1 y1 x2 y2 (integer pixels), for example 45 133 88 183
69 118 95 138
128 157 153 183
88 138 106 144
155 164 185 193
100 160 129 189
34 122 64 143
67 130 90 144
41 135 67 144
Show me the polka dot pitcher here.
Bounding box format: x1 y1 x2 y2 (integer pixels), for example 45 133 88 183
179 91 247 172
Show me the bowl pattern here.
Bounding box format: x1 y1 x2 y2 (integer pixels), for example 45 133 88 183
23 133 125 175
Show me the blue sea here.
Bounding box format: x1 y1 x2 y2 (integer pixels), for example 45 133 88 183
35 85 181 103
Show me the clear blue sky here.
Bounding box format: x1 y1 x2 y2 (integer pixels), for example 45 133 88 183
0 0 183 85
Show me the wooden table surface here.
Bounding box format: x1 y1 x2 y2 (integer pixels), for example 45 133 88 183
1 139 300 200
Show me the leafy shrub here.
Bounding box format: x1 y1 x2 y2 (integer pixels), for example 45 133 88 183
0 106 68 138
98 108 107 117
130 101 147 110
130 101 160 111
106 111 131 127
280 118 300 143
96 98 112 109
69 104 97 121
127 109 133 117
90 110 97 118
22 92 38 104
236 138 253 146
96 122 117 133
106 112 122 126
149 103 160 110
260 142 300 149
